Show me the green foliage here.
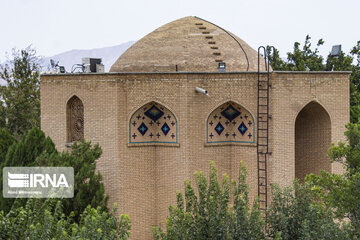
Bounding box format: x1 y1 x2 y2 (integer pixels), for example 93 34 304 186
266 46 287 70
0 47 41 139
155 162 354 239
350 41 360 123
266 181 351 240
286 35 325 71
0 127 56 213
0 104 5 129
350 41 360 90
307 122 360 236
267 35 326 71
0 199 131 240
326 51 353 72
328 123 360 173
152 161 265 240
4 127 56 167
267 35 360 122
0 128 108 222
36 140 109 220
0 128 15 164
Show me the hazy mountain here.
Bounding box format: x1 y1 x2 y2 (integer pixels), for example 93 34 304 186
0 41 134 85
41 41 135 72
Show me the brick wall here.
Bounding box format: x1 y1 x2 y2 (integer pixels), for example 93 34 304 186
41 71 349 239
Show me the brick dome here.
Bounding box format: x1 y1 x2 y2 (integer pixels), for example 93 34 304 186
110 16 268 72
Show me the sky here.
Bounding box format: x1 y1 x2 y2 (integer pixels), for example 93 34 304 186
0 0 359 61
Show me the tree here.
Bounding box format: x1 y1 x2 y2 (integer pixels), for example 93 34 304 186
267 35 359 122
349 41 360 123
306 122 360 236
267 35 325 71
152 162 265 240
0 128 108 222
0 199 131 240
36 140 109 220
266 181 351 240
286 35 325 71
0 47 41 139
0 127 56 212
0 128 15 164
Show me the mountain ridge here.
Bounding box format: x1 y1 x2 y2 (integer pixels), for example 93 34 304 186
41 41 135 72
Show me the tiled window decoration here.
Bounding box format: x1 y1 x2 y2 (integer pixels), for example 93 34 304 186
129 102 178 144
207 101 255 144
67 95 84 142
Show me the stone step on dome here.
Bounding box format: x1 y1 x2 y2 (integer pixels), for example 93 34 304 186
110 16 269 73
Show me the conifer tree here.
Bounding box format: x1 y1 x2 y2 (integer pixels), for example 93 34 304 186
0 47 40 139
0 128 108 222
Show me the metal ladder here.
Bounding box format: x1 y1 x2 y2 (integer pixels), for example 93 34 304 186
257 46 272 210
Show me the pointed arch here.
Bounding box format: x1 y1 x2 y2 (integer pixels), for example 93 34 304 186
129 101 178 145
295 101 331 180
206 101 255 144
67 95 84 142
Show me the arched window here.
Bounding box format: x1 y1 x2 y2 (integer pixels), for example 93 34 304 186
67 96 84 142
129 102 178 145
207 101 255 144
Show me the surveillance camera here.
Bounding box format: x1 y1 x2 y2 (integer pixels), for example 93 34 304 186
195 87 209 96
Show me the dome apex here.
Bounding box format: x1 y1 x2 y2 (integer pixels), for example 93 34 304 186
110 16 267 72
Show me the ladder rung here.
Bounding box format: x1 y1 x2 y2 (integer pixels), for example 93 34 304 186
258 64 269 212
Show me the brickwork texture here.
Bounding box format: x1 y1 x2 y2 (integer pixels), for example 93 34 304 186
40 16 350 240
41 71 349 240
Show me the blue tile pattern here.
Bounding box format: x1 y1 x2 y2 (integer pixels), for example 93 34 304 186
221 105 241 122
207 102 255 144
161 122 170 136
215 122 224 135
130 102 177 144
144 105 164 121
138 122 148 136
238 122 248 136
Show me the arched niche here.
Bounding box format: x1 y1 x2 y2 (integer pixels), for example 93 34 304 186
206 101 255 144
295 101 331 180
129 102 178 145
67 95 84 143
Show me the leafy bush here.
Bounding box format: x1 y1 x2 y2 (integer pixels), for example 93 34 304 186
0 199 131 240
266 181 352 240
0 128 108 222
152 162 264 240
154 162 353 240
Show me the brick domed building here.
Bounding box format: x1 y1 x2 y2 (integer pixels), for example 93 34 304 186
41 16 350 239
